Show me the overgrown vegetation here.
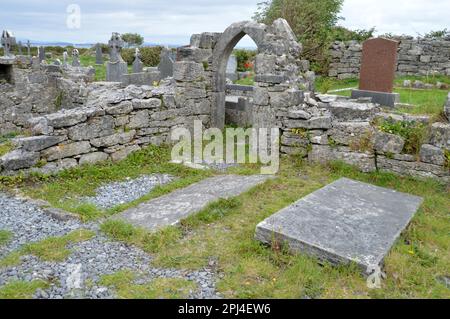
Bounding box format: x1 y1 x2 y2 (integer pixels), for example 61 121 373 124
0 280 49 299
376 118 429 155
233 49 257 72
0 230 95 268
99 271 196 299
0 230 13 247
254 0 345 74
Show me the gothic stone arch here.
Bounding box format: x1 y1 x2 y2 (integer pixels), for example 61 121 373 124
174 19 310 130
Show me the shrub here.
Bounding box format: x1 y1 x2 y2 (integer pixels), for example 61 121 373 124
233 49 257 72
377 118 429 155
122 46 163 66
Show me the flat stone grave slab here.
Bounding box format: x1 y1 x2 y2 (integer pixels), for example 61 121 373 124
115 175 272 231
255 178 423 272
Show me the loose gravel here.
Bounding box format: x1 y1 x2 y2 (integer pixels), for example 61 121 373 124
0 191 220 299
83 174 174 209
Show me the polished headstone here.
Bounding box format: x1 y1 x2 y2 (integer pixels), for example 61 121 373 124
255 178 423 272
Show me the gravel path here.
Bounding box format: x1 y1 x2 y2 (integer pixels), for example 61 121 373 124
83 174 174 209
0 191 219 299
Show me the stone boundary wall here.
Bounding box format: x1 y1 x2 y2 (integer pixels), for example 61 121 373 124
329 38 450 79
0 60 95 135
278 93 449 183
0 80 210 175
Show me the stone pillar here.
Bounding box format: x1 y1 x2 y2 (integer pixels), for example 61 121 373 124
95 43 103 65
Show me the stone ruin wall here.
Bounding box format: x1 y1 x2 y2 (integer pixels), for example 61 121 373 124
0 20 448 183
0 60 95 135
329 37 450 79
278 93 450 183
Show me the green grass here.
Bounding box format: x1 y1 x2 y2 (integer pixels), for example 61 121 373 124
234 74 255 86
100 157 449 299
99 270 196 299
0 230 95 268
0 230 12 247
315 76 450 116
0 141 13 157
4 145 212 221
0 280 49 299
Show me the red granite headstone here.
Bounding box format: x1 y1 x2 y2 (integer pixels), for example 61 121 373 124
359 38 399 93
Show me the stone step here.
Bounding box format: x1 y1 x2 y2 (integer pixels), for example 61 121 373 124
255 178 423 273
114 174 272 231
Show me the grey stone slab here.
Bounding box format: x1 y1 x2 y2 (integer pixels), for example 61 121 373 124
255 178 423 272
115 175 272 231
351 89 400 107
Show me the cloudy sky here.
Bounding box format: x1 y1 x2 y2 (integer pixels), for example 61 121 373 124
0 0 448 46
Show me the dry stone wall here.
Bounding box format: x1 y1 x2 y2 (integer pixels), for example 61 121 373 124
0 79 210 175
329 37 450 79
0 59 95 135
278 93 449 183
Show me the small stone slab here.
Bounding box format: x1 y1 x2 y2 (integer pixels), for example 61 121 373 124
115 175 272 231
255 178 423 272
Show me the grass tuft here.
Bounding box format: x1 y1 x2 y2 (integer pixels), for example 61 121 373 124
0 280 49 299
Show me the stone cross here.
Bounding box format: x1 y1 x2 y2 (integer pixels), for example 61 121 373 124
27 40 31 56
18 41 23 55
108 32 125 63
1 30 16 57
72 49 80 67
38 46 45 62
95 43 103 65
132 47 143 73
351 38 400 107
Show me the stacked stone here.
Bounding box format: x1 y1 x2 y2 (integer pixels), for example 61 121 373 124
0 59 95 135
328 40 362 79
278 93 449 182
329 37 450 79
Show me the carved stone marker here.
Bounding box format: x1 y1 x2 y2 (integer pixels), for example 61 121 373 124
72 49 80 67
95 43 103 65
27 40 31 56
132 48 143 73
38 46 45 62
226 54 238 82
158 47 175 79
1 30 16 58
63 50 68 66
255 178 423 273
18 41 23 55
351 38 400 107
106 33 128 82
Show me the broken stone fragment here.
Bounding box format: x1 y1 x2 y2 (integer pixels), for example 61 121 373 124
374 131 405 154
0 149 40 171
42 141 91 161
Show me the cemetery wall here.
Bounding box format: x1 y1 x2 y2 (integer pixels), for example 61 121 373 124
0 61 95 135
278 93 450 183
328 37 450 79
0 80 211 175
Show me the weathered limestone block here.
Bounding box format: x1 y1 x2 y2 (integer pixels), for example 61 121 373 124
79 152 109 165
106 101 133 115
176 83 207 99
419 144 445 166
1 150 40 171
45 107 102 128
287 110 311 120
281 146 308 156
283 116 332 130
378 156 449 180
12 136 65 152
43 141 91 161
90 130 136 148
68 116 115 141
309 145 376 173
428 123 450 149
128 110 150 129
34 158 78 175
114 115 129 127
132 98 162 110
269 89 304 108
255 54 276 74
281 132 309 147
111 145 141 162
374 132 405 154
253 87 269 106
173 61 205 82
328 122 373 146
329 101 378 121
176 47 212 63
